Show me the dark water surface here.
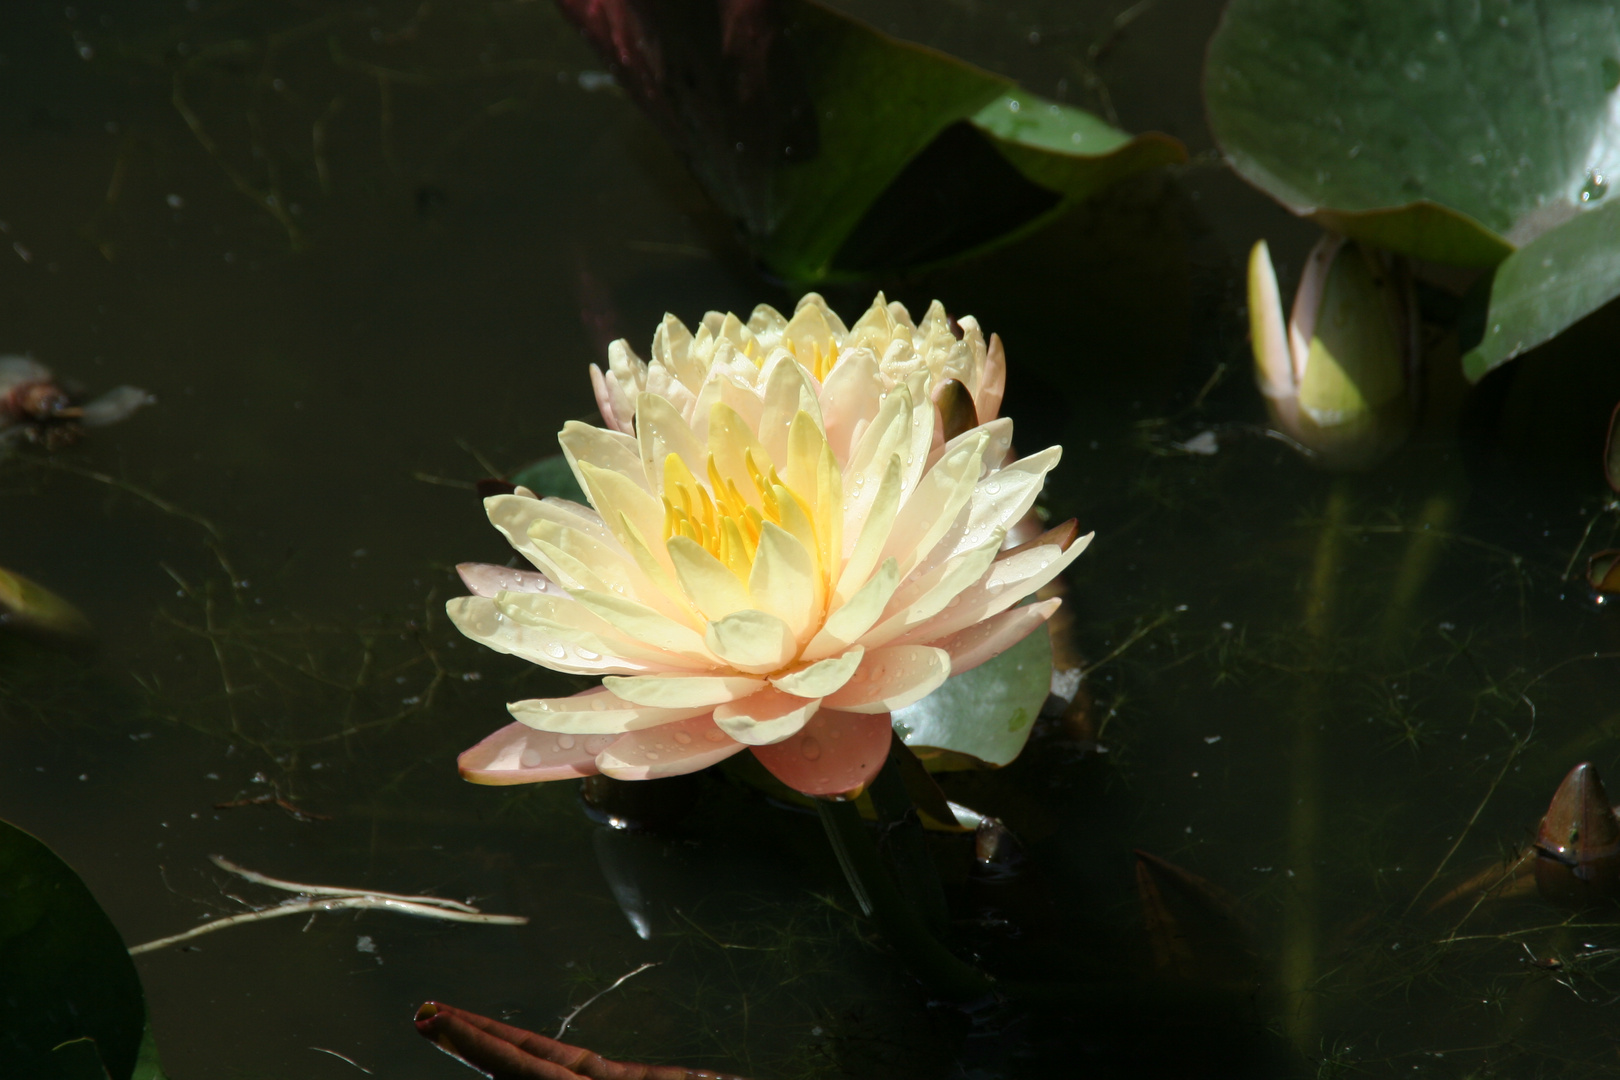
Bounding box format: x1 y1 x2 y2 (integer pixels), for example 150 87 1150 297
7 2 1620 1077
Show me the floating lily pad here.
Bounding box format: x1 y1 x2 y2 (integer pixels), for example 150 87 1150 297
892 623 1051 768
0 817 162 1080
1462 198 1620 378
1207 0 1620 379
556 0 1184 281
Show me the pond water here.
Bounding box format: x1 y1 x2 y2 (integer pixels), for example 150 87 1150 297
7 1 1620 1078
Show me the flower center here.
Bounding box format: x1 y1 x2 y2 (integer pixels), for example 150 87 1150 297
660 451 811 580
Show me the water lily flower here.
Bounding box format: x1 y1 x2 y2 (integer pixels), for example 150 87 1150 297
589 293 1006 451
449 296 1086 799
1248 235 1417 470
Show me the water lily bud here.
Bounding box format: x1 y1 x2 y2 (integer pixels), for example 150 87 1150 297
1248 234 1418 470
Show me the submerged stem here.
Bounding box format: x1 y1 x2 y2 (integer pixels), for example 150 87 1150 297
815 795 997 1003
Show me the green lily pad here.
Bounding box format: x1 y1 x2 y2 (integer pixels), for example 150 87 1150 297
0 818 161 1080
1207 0 1620 379
1462 198 1620 378
556 0 1184 282
1207 0 1620 264
509 454 586 503
891 622 1052 768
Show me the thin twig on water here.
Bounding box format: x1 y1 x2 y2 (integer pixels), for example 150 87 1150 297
555 962 661 1038
128 857 526 955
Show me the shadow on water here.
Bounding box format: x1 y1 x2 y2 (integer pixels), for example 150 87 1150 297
7 1 1620 1077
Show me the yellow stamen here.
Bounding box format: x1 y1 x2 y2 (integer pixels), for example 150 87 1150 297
664 449 826 583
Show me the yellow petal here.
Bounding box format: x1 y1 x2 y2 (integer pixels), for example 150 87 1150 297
713 688 823 745
667 535 751 620
823 645 951 714
758 358 823 468
576 461 669 574
603 673 767 708
771 645 865 698
707 402 769 506
569 588 715 661
748 521 817 639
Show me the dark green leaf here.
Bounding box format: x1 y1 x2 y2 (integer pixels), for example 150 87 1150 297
1462 199 1620 379
1206 0 1620 267
0 818 151 1080
891 622 1051 767
508 455 586 503
557 0 1183 281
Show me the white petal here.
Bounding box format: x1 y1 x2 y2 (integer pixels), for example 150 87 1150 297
771 646 865 698
559 421 649 495
508 686 711 734
636 393 709 494
603 672 767 708
823 645 951 714
713 688 824 745
447 594 664 675
951 445 1062 558
881 430 987 578
596 713 746 780
704 608 798 673
895 532 1092 646
862 527 1005 647
820 348 883 463
748 521 817 639
456 562 559 598
805 557 898 661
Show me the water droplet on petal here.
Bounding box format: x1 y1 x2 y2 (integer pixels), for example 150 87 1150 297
545 643 567 659
520 748 543 767
558 735 576 749
985 482 1001 494
576 647 601 660
705 729 727 742
674 731 693 744
800 737 822 760
644 750 661 761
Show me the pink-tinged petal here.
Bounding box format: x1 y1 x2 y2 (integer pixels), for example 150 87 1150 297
508 685 712 734
590 362 632 434
976 332 1006 422
456 562 560 598
895 531 1092 647
714 687 823 745
932 598 1060 675
822 645 951 714
819 348 883 462
458 720 615 786
750 709 891 797
595 712 746 780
